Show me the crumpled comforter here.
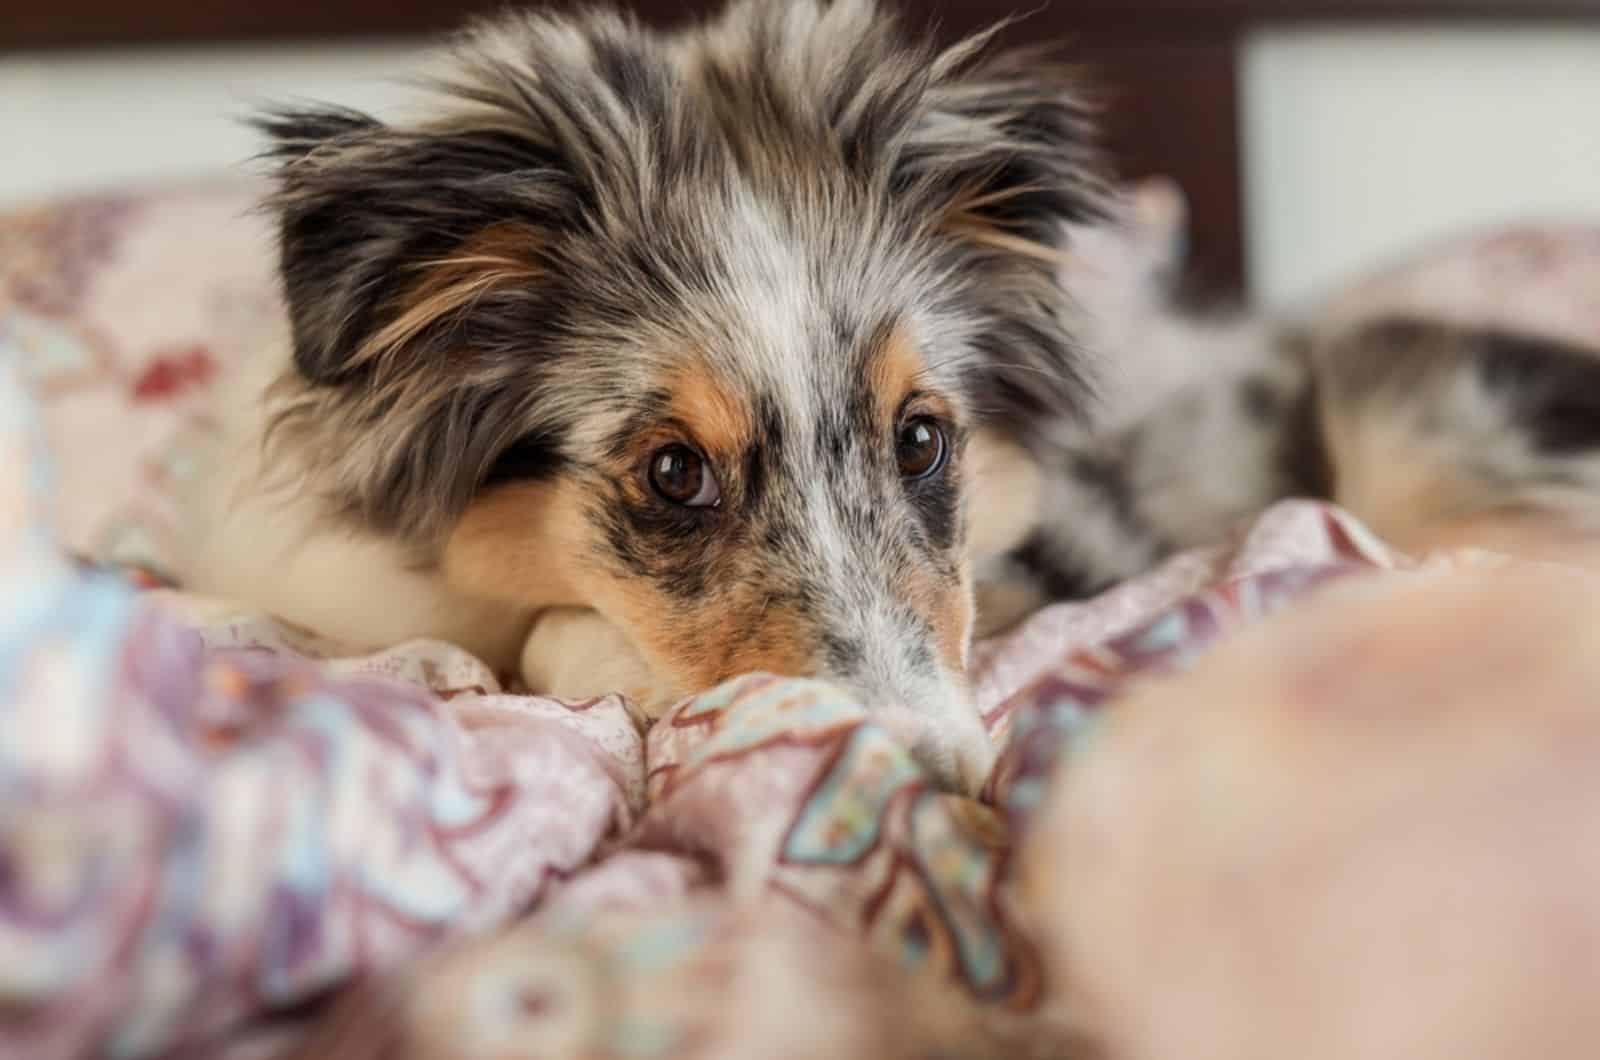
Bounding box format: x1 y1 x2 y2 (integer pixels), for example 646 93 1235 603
4 182 1598 1059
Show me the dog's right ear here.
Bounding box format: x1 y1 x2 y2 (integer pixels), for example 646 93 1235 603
252 105 577 385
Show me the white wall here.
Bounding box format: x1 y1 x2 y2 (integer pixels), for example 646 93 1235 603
1242 24 1600 306
6 27 1600 305
0 42 430 208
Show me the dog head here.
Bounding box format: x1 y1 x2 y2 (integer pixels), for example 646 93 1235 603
256 0 1104 790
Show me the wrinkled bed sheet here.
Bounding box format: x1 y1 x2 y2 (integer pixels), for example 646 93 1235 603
3 183 1599 1059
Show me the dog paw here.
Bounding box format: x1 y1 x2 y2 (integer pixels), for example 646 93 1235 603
520 606 672 715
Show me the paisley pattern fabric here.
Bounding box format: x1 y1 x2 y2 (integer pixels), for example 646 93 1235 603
3 182 1595 1058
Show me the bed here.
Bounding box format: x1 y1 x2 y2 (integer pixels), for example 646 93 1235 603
5 3 1600 1057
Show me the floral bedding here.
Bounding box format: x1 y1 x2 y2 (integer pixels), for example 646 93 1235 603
3 181 1599 1058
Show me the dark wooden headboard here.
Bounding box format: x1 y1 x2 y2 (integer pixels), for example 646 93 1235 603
7 0 1596 291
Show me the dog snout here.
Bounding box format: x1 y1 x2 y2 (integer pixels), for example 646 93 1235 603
831 670 995 796
861 691 995 796
794 589 990 793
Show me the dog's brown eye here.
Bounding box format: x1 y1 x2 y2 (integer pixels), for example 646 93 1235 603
648 444 721 508
896 417 947 480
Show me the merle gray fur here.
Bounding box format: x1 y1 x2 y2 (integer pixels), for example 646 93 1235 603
253 0 1108 547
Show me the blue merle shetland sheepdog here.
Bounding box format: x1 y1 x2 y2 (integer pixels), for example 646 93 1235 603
178 0 1600 792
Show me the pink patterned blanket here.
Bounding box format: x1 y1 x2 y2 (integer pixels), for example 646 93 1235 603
3 183 1599 1058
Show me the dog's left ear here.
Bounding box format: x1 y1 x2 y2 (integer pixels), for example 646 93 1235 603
902 39 1107 264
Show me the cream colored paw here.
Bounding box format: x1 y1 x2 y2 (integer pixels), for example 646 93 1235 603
519 606 674 716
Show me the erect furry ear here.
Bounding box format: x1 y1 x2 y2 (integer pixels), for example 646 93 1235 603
889 30 1110 439
902 32 1109 263
251 105 576 385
